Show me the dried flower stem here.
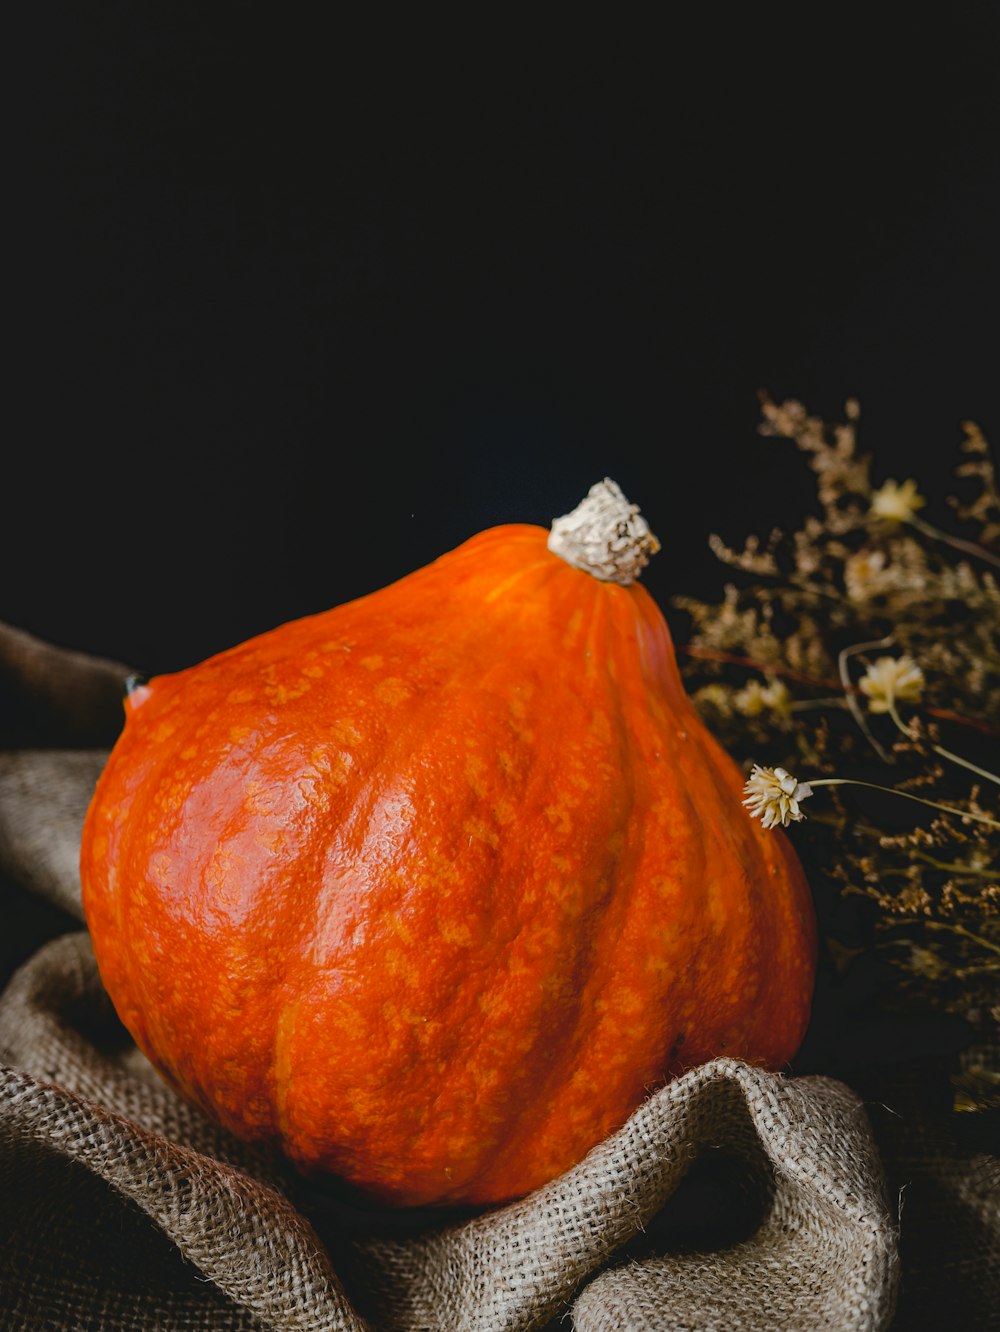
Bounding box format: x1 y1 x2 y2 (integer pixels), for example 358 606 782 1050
840 637 895 761
885 700 1000 789
911 850 997 877
807 777 1000 831
923 919 1000 959
907 512 1000 570
790 697 850 712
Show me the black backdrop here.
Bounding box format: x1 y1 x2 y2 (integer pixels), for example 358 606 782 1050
8 7 999 676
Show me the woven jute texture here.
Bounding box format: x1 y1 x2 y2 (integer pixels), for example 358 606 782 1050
0 618 957 1332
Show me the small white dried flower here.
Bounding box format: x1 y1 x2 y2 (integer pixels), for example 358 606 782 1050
742 765 813 829
734 676 792 719
858 655 925 713
870 477 926 524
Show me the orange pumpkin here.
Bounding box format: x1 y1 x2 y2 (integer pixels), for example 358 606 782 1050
80 480 816 1209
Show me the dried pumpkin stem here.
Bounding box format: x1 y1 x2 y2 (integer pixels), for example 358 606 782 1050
548 478 660 585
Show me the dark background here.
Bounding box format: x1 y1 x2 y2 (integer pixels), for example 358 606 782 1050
8 6 999 676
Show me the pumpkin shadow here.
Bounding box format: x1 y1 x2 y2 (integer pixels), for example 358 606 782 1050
295 1137 777 1329
291 1174 488 1240
614 1140 775 1262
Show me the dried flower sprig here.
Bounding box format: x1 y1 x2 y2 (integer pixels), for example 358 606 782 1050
870 478 926 525
742 765 813 828
673 394 1000 1056
870 469 1000 570
845 642 1000 791
858 655 925 714
743 763 1000 833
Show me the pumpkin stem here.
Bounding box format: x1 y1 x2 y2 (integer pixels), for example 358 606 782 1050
547 478 660 585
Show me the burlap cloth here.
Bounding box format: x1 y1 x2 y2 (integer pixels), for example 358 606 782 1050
0 621 991 1330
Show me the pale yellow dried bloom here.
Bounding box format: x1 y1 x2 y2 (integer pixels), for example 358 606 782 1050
734 676 792 719
693 683 734 714
858 655 925 713
742 765 813 829
843 548 888 601
870 477 926 523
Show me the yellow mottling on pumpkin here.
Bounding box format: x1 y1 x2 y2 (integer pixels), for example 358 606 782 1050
522 926 559 959
477 988 510 1021
464 816 499 849
380 949 423 988
589 711 613 745
234 1095 271 1131
387 913 416 945
508 711 535 743
472 1064 504 1098
439 915 475 948
301 747 353 794
331 720 363 747
346 1086 379 1119
615 987 644 1016
244 779 278 816
157 780 187 815
562 607 584 648
206 848 235 891
650 875 678 900
568 1067 597 1096
229 725 252 743
398 1004 429 1026
464 755 488 800
330 753 355 787
265 680 311 705
643 950 674 980
544 801 574 834
151 852 172 884
515 1029 541 1057
262 664 312 705
361 655 384 671
441 1132 483 1160
379 1001 409 1049
419 847 462 890
375 677 411 706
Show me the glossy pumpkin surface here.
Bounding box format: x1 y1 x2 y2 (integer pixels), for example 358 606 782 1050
80 506 816 1208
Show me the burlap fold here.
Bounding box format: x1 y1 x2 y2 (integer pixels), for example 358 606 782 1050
0 622 904 1330
0 931 898 1331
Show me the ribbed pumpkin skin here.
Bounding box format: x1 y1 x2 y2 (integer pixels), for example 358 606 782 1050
80 523 816 1208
